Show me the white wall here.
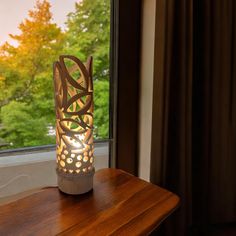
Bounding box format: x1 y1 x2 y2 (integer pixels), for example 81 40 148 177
138 0 156 181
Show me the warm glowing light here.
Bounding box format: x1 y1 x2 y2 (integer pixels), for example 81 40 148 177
53 55 95 194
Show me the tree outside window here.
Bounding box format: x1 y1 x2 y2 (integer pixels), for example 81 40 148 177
0 0 110 149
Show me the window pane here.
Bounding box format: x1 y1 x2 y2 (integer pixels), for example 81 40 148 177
0 0 110 150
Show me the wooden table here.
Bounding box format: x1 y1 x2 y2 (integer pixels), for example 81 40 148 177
0 168 179 236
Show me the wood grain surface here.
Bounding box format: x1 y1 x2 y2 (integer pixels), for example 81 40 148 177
0 168 179 236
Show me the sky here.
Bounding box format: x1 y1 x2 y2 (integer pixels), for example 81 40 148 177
0 0 79 46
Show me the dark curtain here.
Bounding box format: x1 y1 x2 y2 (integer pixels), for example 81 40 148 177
193 0 236 226
150 0 236 235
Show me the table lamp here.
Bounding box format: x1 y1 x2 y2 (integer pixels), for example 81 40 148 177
53 55 94 194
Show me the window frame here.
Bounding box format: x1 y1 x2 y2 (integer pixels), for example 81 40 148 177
109 0 141 175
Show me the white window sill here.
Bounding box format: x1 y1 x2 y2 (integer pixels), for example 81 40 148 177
0 142 109 200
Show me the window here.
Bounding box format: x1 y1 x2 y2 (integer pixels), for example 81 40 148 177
0 0 111 198
0 0 110 150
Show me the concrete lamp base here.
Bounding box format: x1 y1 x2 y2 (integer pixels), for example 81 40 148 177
57 168 95 195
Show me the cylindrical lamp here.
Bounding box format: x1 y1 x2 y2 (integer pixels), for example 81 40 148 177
53 55 94 194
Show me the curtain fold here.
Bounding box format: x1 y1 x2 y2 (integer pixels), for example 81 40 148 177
150 0 193 235
193 0 236 225
150 0 236 235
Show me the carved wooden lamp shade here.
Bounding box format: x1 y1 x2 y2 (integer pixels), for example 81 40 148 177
53 55 94 194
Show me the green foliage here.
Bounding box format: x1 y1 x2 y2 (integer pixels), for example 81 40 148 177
0 0 110 149
65 0 110 81
0 0 64 149
0 101 54 148
94 80 109 138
